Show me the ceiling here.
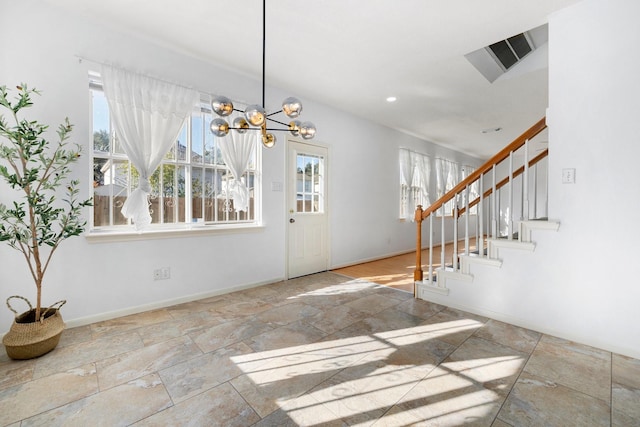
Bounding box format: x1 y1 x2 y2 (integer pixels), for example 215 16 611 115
43 0 582 159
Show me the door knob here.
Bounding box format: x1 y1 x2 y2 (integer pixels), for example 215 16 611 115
289 218 295 223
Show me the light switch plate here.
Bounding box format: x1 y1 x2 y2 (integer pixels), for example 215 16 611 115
562 168 576 184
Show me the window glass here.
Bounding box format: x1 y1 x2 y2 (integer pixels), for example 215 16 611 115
92 90 110 153
296 154 324 214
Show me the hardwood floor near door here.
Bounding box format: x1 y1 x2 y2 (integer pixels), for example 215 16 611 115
333 239 480 293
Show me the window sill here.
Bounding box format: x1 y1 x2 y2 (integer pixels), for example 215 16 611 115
85 222 265 243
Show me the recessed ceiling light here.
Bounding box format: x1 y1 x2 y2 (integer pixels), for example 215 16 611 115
386 96 397 103
481 127 502 134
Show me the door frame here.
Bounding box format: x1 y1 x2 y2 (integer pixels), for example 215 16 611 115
285 136 330 279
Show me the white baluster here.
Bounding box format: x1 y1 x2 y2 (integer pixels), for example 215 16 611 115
464 184 470 256
523 139 530 220
440 205 445 281
429 214 434 285
533 163 538 219
479 174 484 258
492 165 497 239
508 151 513 240
453 199 458 271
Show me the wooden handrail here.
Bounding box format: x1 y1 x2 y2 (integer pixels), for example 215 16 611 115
420 117 547 220
458 148 548 216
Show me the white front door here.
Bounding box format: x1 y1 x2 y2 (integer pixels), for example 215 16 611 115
287 139 329 279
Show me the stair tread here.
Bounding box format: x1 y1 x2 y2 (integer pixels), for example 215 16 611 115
470 248 489 256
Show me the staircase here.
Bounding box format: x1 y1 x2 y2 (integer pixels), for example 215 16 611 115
413 117 560 299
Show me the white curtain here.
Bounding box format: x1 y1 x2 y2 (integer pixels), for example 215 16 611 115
460 165 479 207
101 65 198 230
449 162 460 196
399 149 415 219
217 118 256 212
467 166 480 200
436 158 460 215
435 158 450 200
415 154 431 206
400 149 432 219
399 149 415 189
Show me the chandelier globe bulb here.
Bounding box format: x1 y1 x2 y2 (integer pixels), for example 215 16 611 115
282 97 303 118
262 132 276 148
288 120 301 136
233 117 250 134
244 104 266 126
210 118 230 137
299 122 316 140
211 96 234 117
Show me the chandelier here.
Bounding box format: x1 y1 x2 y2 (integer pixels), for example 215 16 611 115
209 0 316 148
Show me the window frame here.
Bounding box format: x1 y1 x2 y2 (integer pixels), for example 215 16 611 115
88 77 262 239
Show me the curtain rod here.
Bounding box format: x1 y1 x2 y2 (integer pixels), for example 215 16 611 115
399 147 431 156
399 148 474 166
76 55 198 91
75 54 251 108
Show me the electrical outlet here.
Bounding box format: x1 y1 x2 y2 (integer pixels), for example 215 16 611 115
153 267 171 281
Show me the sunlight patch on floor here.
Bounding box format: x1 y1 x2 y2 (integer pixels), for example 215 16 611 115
231 319 522 425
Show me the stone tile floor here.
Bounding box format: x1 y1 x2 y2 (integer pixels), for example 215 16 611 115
0 272 638 426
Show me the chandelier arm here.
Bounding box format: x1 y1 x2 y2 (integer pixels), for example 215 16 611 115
225 126 287 132
266 117 289 127
266 110 283 117
264 127 291 132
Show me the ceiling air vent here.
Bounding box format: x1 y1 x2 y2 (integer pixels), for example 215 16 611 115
488 33 533 71
465 24 547 83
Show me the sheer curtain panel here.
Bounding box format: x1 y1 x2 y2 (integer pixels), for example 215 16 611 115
460 165 479 208
435 158 449 201
399 148 416 220
436 158 460 215
101 65 198 230
415 154 431 207
217 122 256 213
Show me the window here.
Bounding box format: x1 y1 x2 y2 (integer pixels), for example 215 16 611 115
296 153 324 213
90 82 260 231
399 149 431 219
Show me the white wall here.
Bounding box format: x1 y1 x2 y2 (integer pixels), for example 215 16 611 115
0 0 480 328
420 0 640 359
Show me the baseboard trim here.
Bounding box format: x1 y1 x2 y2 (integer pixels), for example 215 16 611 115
417 281 450 296
416 296 640 360
331 249 414 270
63 276 285 329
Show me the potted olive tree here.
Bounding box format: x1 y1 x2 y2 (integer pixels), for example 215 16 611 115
0 84 92 359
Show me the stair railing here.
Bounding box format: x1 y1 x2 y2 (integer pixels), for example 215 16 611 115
414 117 548 296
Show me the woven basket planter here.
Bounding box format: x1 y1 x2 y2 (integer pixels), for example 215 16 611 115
2 296 66 360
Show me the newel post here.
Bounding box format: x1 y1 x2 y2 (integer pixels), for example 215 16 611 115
414 205 424 297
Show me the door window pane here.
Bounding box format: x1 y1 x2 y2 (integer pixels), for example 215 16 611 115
296 153 324 213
